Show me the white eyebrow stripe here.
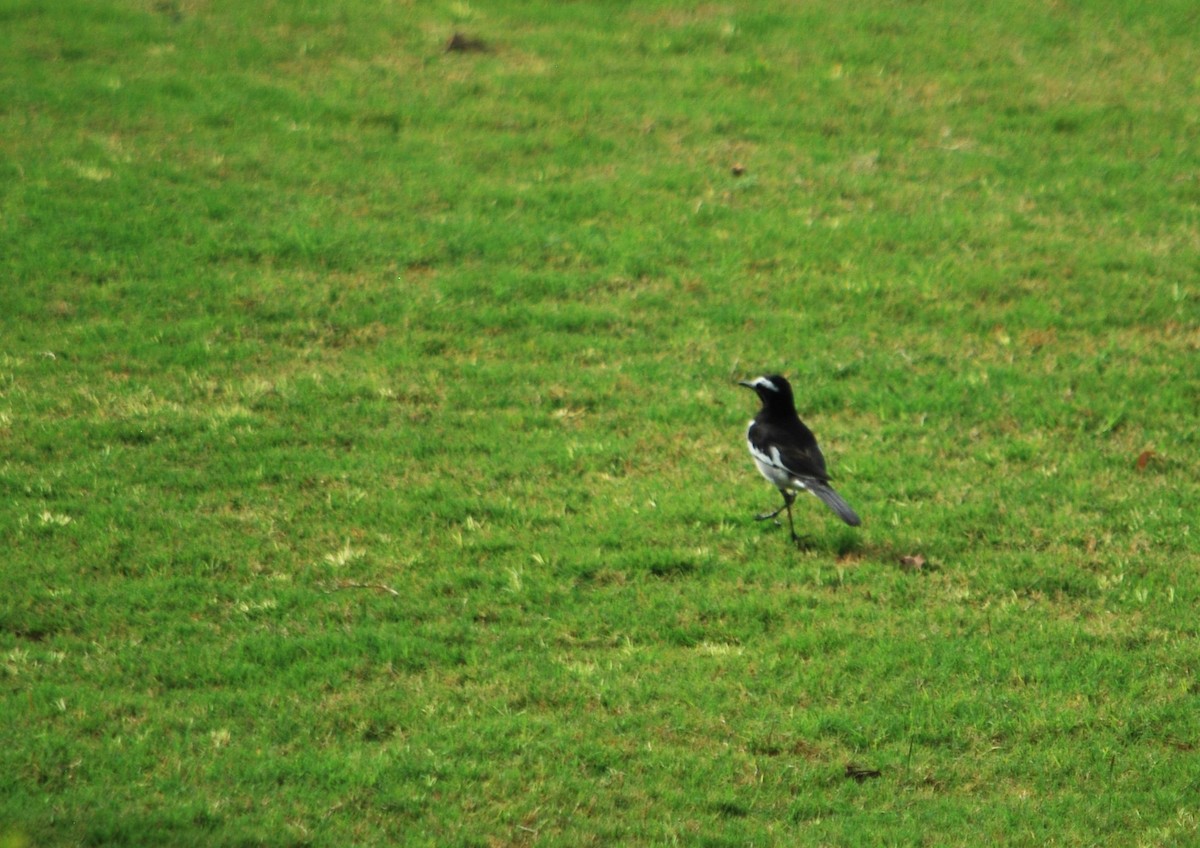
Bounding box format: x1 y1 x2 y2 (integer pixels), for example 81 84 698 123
753 377 780 392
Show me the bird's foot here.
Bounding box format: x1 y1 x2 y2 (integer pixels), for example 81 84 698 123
790 532 813 549
754 508 785 522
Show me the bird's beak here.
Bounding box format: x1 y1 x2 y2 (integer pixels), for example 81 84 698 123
738 380 756 389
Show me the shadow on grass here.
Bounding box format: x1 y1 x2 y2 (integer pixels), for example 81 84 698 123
755 522 937 573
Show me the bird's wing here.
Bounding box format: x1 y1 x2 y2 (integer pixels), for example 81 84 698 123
774 440 828 482
747 421 829 482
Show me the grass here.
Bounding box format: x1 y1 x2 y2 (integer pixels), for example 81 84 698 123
2 0 1199 844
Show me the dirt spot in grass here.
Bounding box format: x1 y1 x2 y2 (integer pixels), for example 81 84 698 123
48 300 75 319
845 762 882 782
445 32 490 53
790 739 825 760
8 626 52 642
634 4 736 27
713 799 749 818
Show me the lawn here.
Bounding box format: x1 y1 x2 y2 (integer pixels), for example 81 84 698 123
2 0 1198 845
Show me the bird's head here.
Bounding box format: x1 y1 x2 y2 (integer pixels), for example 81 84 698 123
738 374 795 411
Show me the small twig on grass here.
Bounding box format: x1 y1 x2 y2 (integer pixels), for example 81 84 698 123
845 762 882 782
326 580 401 597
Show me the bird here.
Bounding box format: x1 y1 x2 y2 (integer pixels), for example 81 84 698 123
738 374 861 544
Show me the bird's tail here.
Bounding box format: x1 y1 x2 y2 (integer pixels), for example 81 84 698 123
808 482 861 526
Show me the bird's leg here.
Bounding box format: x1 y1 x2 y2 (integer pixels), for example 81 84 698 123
784 496 814 548
755 490 794 523
785 497 803 545
754 504 785 522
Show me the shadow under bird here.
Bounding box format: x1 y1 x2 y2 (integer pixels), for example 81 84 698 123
739 374 861 544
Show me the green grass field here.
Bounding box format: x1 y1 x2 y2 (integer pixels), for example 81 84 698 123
3 0 1199 844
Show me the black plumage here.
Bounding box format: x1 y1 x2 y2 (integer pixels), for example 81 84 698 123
739 374 861 543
